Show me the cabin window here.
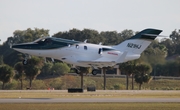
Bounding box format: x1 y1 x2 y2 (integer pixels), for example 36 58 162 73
76 45 79 49
84 46 87 50
98 48 102 54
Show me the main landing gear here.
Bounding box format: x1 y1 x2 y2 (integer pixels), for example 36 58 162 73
73 68 98 75
74 68 80 74
23 59 28 65
92 69 98 75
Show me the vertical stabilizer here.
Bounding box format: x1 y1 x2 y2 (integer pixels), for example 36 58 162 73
114 28 162 54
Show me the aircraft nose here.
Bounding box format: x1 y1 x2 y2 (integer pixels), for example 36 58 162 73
11 44 28 50
11 45 16 48
11 44 21 49
11 42 36 50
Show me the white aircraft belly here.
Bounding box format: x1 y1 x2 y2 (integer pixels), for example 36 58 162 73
14 48 58 58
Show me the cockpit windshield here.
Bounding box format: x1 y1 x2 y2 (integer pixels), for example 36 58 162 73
34 37 51 44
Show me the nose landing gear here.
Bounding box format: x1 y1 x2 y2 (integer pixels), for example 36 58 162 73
23 59 28 65
22 54 31 65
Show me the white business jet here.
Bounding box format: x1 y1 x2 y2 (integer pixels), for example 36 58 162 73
12 28 162 75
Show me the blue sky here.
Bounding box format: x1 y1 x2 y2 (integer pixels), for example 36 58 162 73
0 0 180 44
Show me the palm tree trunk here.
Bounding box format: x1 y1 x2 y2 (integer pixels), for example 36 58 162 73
103 68 106 90
139 84 142 90
126 74 129 90
20 79 23 90
132 73 134 90
80 73 83 89
2 82 5 90
29 78 32 89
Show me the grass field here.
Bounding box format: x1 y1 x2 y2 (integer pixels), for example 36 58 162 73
1 75 180 90
0 103 180 110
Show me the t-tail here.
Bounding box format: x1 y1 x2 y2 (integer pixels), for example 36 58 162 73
114 28 162 63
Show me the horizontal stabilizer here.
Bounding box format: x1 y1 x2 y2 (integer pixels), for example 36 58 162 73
142 34 168 38
129 29 162 40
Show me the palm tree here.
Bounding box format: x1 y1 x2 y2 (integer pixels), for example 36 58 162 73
134 63 152 90
78 67 91 89
119 61 137 90
0 55 4 65
14 62 26 90
0 64 14 89
24 57 43 89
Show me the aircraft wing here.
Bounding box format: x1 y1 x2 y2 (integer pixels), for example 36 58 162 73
77 51 128 68
77 60 116 68
78 60 116 64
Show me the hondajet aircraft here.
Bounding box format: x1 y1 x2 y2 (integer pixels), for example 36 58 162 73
11 28 162 75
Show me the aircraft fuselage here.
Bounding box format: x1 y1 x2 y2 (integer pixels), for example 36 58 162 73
12 28 162 70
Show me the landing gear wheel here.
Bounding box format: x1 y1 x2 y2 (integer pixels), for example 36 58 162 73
92 69 98 75
74 68 80 74
23 59 28 65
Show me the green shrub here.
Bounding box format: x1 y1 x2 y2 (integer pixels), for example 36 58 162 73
31 80 47 89
48 78 62 90
5 80 19 90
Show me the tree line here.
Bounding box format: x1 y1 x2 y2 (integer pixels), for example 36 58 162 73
0 28 180 90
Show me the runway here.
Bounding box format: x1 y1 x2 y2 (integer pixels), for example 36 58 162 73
0 98 180 103
0 90 180 103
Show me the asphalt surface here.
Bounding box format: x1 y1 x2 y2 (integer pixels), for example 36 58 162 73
0 98 180 103
0 90 180 103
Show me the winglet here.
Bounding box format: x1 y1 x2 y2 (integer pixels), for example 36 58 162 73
116 51 128 63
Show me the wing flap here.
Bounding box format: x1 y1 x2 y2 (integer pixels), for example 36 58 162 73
78 60 116 68
77 51 128 67
78 60 115 63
